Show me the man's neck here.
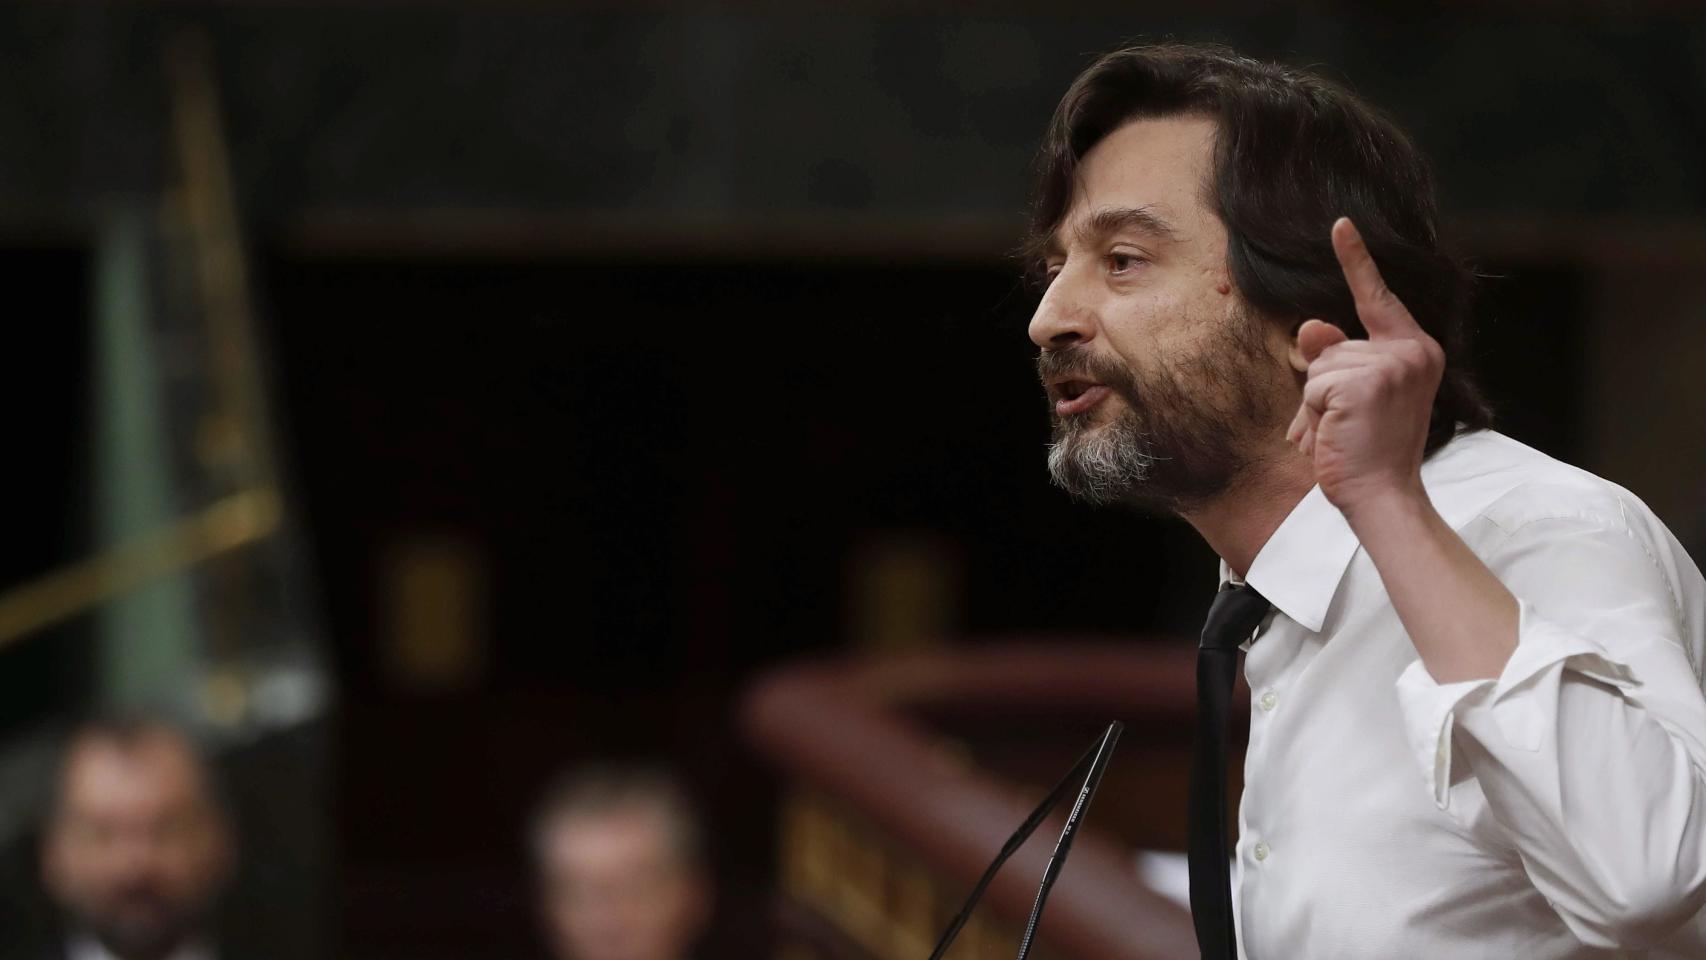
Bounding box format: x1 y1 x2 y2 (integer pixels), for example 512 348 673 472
1180 445 1316 580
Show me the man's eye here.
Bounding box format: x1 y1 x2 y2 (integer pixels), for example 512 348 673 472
1107 252 1145 274
1035 264 1063 290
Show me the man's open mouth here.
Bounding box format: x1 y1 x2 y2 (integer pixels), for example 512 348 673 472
1050 379 1112 417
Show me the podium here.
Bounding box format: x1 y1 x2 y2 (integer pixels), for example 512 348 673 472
743 642 1208 959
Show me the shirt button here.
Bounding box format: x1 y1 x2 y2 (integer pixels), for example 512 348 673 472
1254 841 1270 862
1258 691 1278 712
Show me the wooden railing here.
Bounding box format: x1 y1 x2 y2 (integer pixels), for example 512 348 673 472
743 641 1226 960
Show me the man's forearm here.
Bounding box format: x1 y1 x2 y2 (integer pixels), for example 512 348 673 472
1345 488 1519 683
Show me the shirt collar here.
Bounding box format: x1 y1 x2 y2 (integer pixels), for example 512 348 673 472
68 934 215 960
1219 430 1521 633
1225 483 1357 633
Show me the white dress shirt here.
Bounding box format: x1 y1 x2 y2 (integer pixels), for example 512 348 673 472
1230 429 1706 958
66 934 215 960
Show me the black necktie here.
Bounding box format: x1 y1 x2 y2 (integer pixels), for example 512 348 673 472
1188 582 1272 960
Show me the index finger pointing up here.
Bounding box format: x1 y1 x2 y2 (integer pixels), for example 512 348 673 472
1331 216 1422 341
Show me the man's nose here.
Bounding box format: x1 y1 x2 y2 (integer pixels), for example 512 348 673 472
113 828 161 868
1028 275 1096 350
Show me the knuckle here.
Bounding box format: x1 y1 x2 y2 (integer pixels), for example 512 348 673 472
1368 364 1400 396
1396 339 1433 369
1424 338 1445 366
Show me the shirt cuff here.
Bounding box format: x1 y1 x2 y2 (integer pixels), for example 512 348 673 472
1394 600 1641 809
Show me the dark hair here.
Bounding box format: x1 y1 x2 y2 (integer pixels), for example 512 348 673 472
1028 43 1492 454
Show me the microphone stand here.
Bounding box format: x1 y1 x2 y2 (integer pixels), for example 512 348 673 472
926 721 1124 960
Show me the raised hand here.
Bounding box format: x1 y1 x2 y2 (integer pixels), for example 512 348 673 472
1285 217 1444 518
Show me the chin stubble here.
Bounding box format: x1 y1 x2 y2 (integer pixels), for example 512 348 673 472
1039 310 1280 510
1046 408 1160 506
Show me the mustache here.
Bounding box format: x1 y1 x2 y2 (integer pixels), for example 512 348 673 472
1036 348 1139 398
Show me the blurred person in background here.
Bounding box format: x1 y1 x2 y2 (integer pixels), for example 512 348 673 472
530 766 712 960
38 717 234 960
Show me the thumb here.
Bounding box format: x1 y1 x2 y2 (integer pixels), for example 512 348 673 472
1295 319 1348 365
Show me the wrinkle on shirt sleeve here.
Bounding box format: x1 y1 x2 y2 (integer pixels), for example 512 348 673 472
1391 507 1706 949
1395 605 1640 809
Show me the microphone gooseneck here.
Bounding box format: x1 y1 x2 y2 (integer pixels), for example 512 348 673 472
926 720 1125 960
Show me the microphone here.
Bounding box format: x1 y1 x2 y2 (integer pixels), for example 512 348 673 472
927 720 1125 960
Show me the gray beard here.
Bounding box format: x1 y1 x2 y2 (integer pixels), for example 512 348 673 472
1037 305 1284 511
1046 407 1160 506
1040 344 1278 511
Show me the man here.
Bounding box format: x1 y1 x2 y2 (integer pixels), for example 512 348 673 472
530 766 712 960
1027 44 1706 958
39 717 235 960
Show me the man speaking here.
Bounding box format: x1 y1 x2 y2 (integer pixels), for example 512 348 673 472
1025 44 1706 958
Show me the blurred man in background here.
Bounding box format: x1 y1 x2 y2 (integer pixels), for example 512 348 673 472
39 717 234 960
531 766 711 960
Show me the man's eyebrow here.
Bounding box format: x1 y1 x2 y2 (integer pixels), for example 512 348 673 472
1036 205 1179 264
1076 206 1180 247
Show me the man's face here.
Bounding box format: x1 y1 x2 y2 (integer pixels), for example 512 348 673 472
538 809 709 960
1031 115 1293 508
41 732 232 960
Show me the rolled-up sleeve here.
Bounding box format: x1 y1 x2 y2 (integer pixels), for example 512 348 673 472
1394 512 1706 949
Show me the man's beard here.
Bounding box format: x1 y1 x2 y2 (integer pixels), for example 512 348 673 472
1040 315 1281 511
70 889 210 960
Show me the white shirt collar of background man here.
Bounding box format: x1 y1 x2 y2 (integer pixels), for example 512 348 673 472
67 934 215 960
